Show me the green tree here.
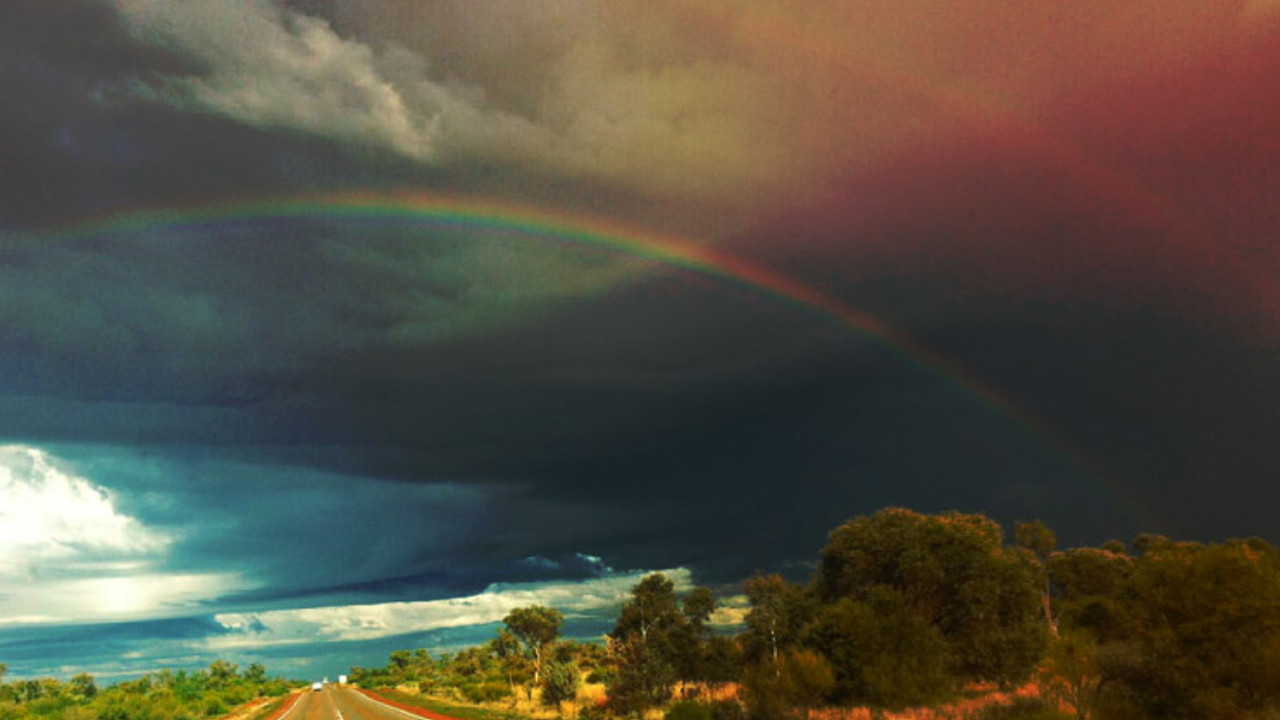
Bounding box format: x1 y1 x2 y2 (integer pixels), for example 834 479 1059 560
490 629 527 700
1040 631 1101 720
778 650 835 720
207 659 238 688
805 590 952 709
609 574 686 716
1048 546 1133 643
1103 538 1280 719
671 586 717 685
744 574 811 665
504 605 564 689
610 633 678 717
389 649 413 672
69 672 97 699
816 507 1046 686
1016 519 1058 636
244 662 266 683
541 660 580 714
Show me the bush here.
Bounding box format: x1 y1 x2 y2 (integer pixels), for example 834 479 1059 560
665 700 713 720
542 661 580 708
579 701 610 720
708 700 745 720
461 682 510 703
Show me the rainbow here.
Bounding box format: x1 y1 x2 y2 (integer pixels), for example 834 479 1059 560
45 190 1141 521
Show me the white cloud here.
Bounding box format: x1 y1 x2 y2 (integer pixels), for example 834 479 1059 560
211 567 693 648
0 445 245 624
112 0 441 160
0 445 164 571
105 0 783 203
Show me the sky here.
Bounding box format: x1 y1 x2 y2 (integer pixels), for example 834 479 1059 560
1 0 1278 681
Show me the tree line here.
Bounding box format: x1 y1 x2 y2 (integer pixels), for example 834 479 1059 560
0 660 292 720
355 507 1280 720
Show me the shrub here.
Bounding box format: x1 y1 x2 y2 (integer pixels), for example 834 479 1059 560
461 682 510 703
665 700 713 720
708 700 745 720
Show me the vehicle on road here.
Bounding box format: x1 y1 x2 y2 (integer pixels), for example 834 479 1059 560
312 682 323 691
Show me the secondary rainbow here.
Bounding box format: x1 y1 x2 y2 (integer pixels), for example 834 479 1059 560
49 190 1139 519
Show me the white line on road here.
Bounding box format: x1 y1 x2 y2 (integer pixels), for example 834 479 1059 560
277 693 304 720
349 690 431 720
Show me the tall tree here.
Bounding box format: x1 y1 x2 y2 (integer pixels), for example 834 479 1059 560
744 574 810 665
503 605 563 688
816 507 1046 687
608 573 686 716
490 628 525 700
1015 519 1058 635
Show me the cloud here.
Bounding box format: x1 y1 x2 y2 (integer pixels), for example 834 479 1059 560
209 567 692 647
0 444 164 564
102 0 794 204
0 445 244 624
112 0 440 160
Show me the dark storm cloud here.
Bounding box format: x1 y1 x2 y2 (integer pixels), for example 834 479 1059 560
3 0 1279 682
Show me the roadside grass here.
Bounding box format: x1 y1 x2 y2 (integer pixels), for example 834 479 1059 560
378 688 533 720
242 697 284 720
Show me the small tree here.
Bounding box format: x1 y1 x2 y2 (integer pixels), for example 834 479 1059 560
70 672 98 699
504 605 563 689
541 660 580 715
744 574 810 665
778 650 835 720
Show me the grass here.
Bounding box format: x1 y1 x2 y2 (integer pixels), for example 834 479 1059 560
378 688 534 720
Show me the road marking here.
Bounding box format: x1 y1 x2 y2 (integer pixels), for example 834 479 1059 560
335 709 345 720
277 693 304 720
351 691 431 720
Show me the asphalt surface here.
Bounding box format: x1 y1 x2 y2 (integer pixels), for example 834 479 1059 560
285 685 427 720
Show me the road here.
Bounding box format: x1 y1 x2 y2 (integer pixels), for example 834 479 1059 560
282 685 434 720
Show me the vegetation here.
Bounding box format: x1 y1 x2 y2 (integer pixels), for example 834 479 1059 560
351 507 1280 720
15 506 1277 720
0 661 292 720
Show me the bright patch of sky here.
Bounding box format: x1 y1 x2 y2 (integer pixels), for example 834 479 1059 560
0 445 243 624
210 567 692 649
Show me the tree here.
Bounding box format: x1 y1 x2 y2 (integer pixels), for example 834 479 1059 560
816 508 1047 686
671 586 717 685
1040 631 1102 720
1103 538 1280 718
207 660 238 688
744 574 810 665
608 573 686 716
610 633 678 717
504 605 563 689
805 590 952 709
778 650 835 720
244 662 266 683
1048 546 1133 643
70 672 98 699
490 628 526 700
1015 519 1058 635
389 649 413 672
541 660 580 714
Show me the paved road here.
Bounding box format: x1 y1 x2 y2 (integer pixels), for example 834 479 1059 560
284 685 426 720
